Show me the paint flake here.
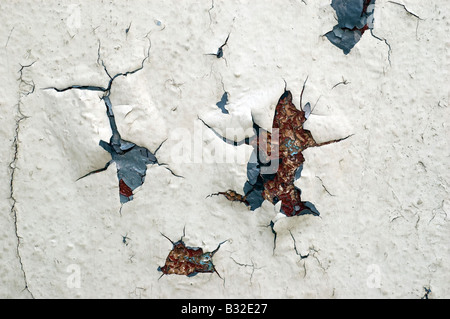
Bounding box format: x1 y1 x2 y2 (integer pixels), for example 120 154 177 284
47 39 181 204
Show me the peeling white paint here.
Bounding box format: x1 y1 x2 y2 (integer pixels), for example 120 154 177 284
0 0 449 299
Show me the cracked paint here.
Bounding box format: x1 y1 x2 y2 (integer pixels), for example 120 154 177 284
205 32 230 65
202 80 352 217
421 286 432 299
46 39 181 204
158 230 226 278
9 62 36 298
290 231 325 276
388 1 423 20
216 91 229 114
2 0 447 300
4 26 15 48
215 77 230 114
80 95 163 204
230 257 260 285
268 220 277 254
208 0 215 27
325 0 375 54
325 0 394 64
370 29 392 66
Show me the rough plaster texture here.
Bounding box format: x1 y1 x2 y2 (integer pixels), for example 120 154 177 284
0 0 448 298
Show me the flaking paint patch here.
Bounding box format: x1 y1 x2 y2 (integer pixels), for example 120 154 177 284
158 230 226 278
202 80 352 217
79 95 160 204
325 0 375 54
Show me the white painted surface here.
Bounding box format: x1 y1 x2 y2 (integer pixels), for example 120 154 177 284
0 0 448 298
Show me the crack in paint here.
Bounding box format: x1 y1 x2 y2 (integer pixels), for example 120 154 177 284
325 0 394 64
229 257 261 285
331 76 350 90
290 231 310 260
370 29 392 66
315 176 336 197
268 220 277 255
388 1 423 20
205 32 230 66
125 22 132 36
421 286 432 299
9 62 36 298
201 79 352 217
208 0 215 27
5 26 15 48
290 230 309 277
158 228 226 279
216 79 229 114
45 37 182 204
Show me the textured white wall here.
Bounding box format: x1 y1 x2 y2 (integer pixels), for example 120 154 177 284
0 0 448 298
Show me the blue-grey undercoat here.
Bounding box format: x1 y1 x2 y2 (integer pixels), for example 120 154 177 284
73 95 162 203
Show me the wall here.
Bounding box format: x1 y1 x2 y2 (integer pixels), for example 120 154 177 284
0 0 448 298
